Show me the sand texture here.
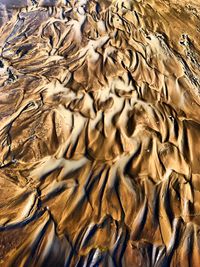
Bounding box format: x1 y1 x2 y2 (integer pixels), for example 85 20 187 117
0 0 200 266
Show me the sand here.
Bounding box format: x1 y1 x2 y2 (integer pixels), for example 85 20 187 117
0 0 200 266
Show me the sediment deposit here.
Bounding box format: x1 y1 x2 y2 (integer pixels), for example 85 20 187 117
0 0 200 266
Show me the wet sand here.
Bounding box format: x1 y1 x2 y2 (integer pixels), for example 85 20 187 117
0 0 200 266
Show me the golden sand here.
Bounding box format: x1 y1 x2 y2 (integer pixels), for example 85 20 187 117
0 0 200 266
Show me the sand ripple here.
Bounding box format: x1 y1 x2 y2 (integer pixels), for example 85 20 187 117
0 0 200 266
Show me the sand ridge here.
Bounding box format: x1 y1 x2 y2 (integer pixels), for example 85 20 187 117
0 0 200 266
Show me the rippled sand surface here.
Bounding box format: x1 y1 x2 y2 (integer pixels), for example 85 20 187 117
0 0 200 266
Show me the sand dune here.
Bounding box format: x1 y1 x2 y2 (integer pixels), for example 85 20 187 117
0 0 200 266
